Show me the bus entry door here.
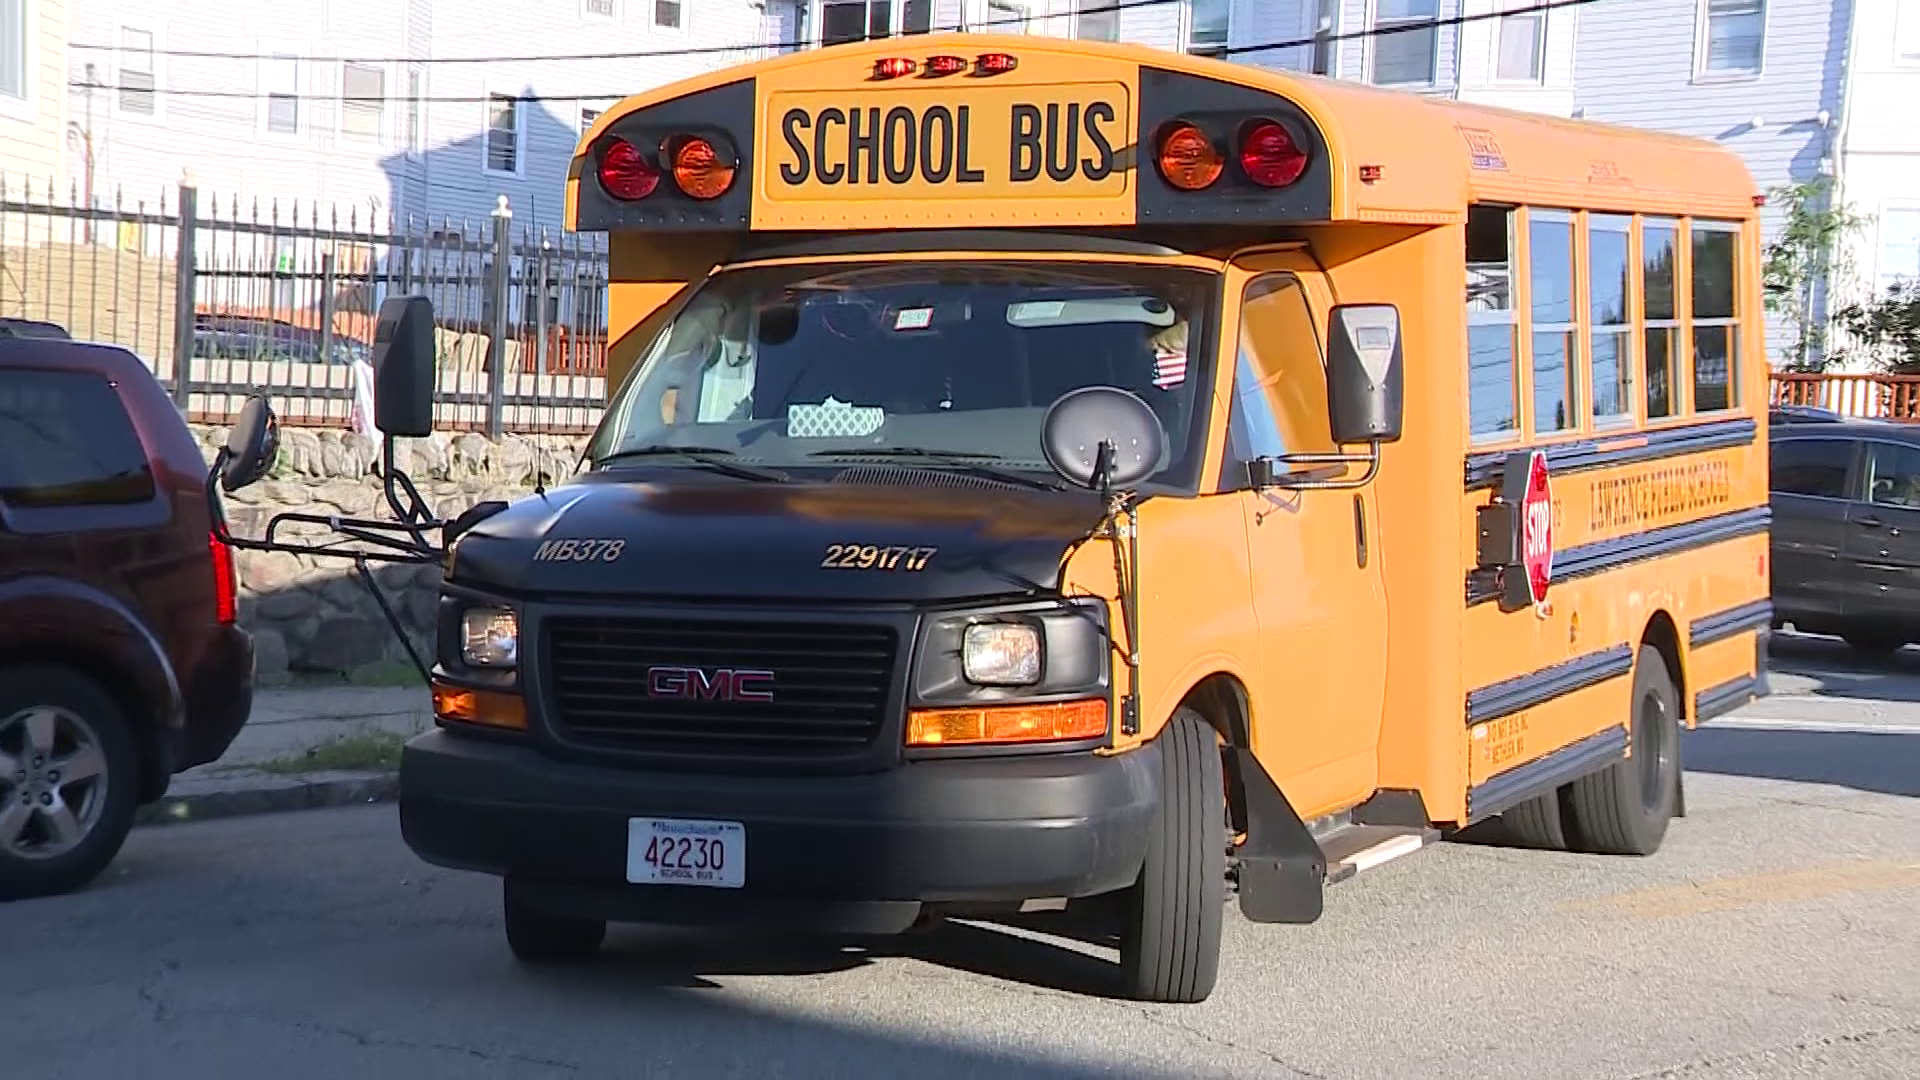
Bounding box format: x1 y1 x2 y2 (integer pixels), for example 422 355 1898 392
1224 261 1389 818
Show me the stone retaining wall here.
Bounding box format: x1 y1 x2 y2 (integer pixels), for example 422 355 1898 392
194 424 589 682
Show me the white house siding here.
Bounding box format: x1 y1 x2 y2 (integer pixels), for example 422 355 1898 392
1572 0 1851 367
1453 0 1577 116
1832 0 1920 371
1 0 68 186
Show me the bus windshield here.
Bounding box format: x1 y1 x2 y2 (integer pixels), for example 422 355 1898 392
587 260 1217 485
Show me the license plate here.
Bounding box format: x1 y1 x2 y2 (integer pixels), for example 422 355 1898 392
626 817 745 888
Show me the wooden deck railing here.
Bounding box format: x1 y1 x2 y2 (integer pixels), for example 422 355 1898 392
1770 372 1920 421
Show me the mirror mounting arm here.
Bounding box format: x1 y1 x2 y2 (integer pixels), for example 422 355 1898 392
1248 442 1382 492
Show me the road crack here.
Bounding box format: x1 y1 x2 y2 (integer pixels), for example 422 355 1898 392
1132 1007 1329 1079
134 958 180 1023
1616 1019 1920 1079
282 1018 584 1073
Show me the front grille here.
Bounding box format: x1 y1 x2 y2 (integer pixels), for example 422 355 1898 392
543 615 899 756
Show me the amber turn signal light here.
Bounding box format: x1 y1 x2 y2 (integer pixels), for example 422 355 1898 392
906 699 1108 747
1156 122 1223 191
669 135 738 200
432 681 528 731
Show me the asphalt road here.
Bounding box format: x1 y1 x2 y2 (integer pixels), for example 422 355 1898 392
7 632 1919 1080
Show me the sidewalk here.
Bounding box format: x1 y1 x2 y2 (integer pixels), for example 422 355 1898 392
137 686 433 826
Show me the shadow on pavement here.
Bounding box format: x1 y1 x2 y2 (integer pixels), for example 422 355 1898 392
1764 633 1920 703
1683 725 1920 798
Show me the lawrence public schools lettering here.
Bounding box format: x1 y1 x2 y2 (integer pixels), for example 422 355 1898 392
779 102 1118 186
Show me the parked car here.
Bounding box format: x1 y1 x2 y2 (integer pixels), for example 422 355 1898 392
1770 416 1920 653
1770 404 1845 426
0 334 254 899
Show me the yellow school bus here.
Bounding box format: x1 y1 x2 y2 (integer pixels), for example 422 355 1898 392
395 34 1772 1004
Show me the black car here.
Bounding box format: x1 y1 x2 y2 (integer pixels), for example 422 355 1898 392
1770 416 1920 653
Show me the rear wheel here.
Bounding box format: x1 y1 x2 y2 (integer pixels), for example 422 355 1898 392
1567 645 1680 856
0 666 140 901
1117 708 1225 1004
503 881 606 964
1500 788 1571 850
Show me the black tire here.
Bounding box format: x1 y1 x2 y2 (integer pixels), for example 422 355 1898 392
1118 708 1225 1004
503 881 606 964
1567 645 1680 856
1842 630 1905 656
1500 788 1572 850
0 665 141 901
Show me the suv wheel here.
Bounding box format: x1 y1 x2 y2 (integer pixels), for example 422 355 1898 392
0 666 140 900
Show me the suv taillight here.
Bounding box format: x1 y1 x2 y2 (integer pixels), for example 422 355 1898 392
209 531 237 624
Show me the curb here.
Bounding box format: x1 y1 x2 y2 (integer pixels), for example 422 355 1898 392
135 771 399 827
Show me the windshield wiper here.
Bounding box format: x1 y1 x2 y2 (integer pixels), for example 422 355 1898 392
596 445 789 483
809 447 1067 491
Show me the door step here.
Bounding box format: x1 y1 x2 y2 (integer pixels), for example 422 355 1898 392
1317 824 1437 885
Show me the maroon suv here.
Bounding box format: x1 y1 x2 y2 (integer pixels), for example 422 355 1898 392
0 335 254 899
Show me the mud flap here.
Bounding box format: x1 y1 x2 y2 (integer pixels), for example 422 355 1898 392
1225 746 1326 924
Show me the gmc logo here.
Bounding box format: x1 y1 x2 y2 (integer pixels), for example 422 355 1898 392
646 666 775 703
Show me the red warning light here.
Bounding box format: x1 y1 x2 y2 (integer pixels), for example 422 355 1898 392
976 52 1019 74
1237 120 1309 187
926 54 968 76
872 57 917 79
597 138 660 201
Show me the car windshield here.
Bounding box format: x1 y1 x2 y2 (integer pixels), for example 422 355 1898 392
586 260 1217 486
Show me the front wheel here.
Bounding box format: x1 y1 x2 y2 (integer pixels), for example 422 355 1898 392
503 881 606 964
1117 708 1225 1004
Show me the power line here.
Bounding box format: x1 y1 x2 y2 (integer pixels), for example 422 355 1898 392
67 0 1601 104
67 0 1172 64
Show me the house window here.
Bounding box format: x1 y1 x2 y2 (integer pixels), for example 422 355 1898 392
341 63 386 139
1899 2 1920 62
264 54 301 134
1372 0 1438 86
1699 0 1765 77
1189 0 1229 56
1466 203 1519 442
1075 0 1119 41
1529 210 1579 434
820 0 933 46
584 0 618 17
1495 0 1545 82
1874 207 1920 297
118 28 157 115
485 94 521 174
2 0 28 101
987 0 1030 34
580 106 602 134
653 0 682 29
1692 221 1741 412
403 65 424 153
1642 218 1679 419
1589 214 1634 425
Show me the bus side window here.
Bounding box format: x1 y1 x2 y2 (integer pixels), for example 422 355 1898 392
1227 274 1331 476
1467 203 1520 442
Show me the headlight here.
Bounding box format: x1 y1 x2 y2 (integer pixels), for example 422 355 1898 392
962 622 1042 686
460 608 519 668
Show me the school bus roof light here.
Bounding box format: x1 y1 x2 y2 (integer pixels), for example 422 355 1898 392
872 57 917 79
1237 119 1310 188
597 137 661 201
976 52 1019 74
1156 121 1224 192
926 54 968 76
668 134 738 201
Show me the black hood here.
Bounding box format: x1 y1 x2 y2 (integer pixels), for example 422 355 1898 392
449 474 1111 603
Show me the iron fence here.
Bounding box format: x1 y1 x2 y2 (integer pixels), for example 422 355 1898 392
0 174 611 436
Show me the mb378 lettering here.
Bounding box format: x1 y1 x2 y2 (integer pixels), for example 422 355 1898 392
646 666 776 703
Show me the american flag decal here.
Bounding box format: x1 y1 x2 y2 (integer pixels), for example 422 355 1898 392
1152 347 1188 389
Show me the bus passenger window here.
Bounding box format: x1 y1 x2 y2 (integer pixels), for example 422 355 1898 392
1466 203 1519 441
1530 209 1578 434
1692 221 1740 412
1643 218 1680 419
1589 214 1634 426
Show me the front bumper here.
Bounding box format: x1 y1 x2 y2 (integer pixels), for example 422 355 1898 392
399 729 1158 933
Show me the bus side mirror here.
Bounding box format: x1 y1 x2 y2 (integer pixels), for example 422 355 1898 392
219 393 281 493
1326 303 1404 445
372 295 438 438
